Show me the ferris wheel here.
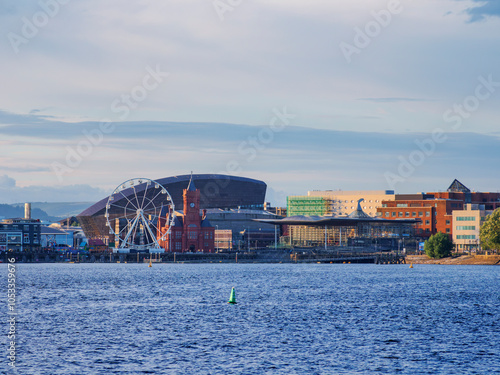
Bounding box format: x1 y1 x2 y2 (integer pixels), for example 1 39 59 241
105 178 174 252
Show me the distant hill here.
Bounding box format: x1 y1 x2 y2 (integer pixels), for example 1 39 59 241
10 202 93 219
0 204 56 221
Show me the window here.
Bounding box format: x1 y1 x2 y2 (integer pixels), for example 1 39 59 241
446 228 450 233
204 232 210 239
176 231 182 239
397 204 408 208
405 212 410 217
188 231 198 240
446 220 451 225
425 220 430 225
412 212 416 217
426 212 430 217
392 212 396 217
385 212 390 217
175 242 182 250
398 212 403 217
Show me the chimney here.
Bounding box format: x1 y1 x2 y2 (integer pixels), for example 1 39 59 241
24 203 32 220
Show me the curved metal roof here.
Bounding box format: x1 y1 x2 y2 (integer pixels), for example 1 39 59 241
254 215 421 227
78 174 266 217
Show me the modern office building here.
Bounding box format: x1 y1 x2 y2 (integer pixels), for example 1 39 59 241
452 204 493 253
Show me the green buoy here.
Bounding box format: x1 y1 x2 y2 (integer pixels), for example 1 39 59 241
228 287 237 304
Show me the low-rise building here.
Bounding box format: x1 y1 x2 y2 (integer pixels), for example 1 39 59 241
377 196 460 237
452 204 493 253
0 218 41 252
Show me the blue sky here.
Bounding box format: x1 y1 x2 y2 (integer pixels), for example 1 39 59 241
0 0 499 205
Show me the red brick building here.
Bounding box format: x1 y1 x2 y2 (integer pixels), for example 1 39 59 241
377 197 461 237
157 176 215 252
377 180 500 238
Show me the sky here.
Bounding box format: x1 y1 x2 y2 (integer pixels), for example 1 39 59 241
0 0 499 206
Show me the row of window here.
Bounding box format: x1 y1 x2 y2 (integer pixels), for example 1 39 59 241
0 224 38 231
384 211 431 218
456 216 476 221
456 226 476 231
173 242 212 250
456 235 476 239
172 231 214 240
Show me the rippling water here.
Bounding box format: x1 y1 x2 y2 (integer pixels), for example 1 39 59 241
3 263 499 374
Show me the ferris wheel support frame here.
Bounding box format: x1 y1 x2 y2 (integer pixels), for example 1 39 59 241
105 178 174 254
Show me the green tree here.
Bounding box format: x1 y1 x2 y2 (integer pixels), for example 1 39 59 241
424 232 453 259
480 208 500 252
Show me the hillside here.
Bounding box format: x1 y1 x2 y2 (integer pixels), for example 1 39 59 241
0 204 56 221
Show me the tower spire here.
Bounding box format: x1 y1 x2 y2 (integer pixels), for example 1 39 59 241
187 172 196 192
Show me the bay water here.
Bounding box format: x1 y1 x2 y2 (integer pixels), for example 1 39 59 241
3 263 499 374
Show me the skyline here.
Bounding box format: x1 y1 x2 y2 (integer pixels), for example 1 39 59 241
1 0 500 204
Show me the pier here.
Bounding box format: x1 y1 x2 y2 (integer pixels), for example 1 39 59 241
2 248 405 264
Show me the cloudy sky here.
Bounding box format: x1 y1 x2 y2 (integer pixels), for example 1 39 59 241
0 0 499 205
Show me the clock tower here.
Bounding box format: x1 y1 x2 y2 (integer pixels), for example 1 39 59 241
158 173 215 253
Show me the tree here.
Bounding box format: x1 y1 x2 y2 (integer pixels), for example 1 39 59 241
480 208 500 252
425 232 453 259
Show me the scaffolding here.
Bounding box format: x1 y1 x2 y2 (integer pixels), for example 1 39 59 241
287 196 338 216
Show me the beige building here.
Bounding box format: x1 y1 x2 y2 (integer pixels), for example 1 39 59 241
306 190 396 217
215 229 232 250
452 204 493 253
